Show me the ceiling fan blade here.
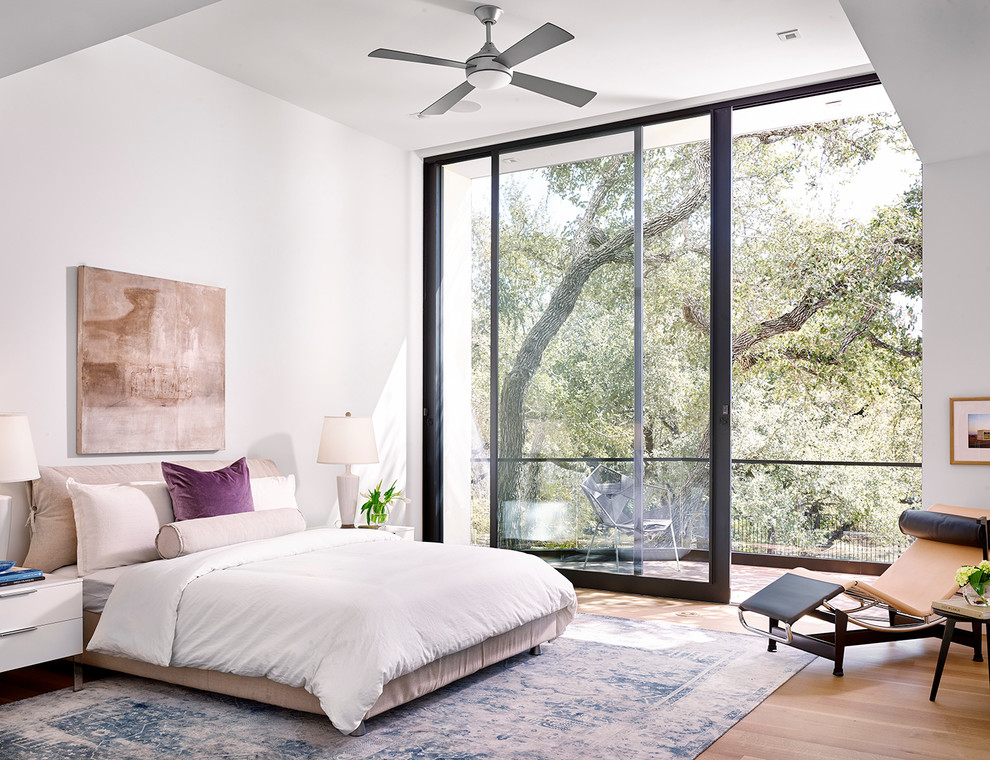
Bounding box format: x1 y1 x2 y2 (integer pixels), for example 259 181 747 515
420 81 476 116
494 23 573 69
510 72 596 107
369 48 466 70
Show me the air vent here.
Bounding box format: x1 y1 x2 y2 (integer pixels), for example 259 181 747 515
776 29 801 42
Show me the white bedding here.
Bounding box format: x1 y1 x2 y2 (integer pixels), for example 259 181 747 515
84 566 131 612
48 565 138 613
88 528 577 733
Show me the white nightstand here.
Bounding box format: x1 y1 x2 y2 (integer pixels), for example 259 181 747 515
0 575 83 688
382 525 415 541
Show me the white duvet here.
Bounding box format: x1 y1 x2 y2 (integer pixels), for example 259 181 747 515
88 528 577 733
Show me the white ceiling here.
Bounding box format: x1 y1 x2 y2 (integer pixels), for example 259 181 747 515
840 0 990 165
4 1 985 162
0 0 220 79
130 0 873 155
0 0 874 155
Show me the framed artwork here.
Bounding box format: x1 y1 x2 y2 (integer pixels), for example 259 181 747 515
949 397 990 465
77 266 225 454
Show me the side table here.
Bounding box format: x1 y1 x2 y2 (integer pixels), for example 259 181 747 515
0 575 84 690
929 597 990 701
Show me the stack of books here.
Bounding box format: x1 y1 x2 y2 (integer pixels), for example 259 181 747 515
932 597 990 620
0 565 44 587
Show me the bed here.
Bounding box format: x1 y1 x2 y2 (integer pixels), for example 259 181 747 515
21 458 577 735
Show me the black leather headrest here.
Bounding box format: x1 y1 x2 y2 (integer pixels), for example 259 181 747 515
898 509 987 547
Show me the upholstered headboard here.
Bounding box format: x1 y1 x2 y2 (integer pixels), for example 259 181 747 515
23 458 283 573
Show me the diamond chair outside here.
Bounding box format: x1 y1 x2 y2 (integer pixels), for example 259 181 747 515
581 464 681 572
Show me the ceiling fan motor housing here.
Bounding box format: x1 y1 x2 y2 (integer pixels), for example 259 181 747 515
466 46 512 89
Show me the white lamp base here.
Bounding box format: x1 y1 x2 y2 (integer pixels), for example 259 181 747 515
336 471 360 528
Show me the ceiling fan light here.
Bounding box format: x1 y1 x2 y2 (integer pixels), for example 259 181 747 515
467 68 512 90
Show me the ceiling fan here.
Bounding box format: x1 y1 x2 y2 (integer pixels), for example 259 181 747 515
369 4 596 116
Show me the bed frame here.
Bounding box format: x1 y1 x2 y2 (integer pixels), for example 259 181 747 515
80 612 555 734
21 459 562 735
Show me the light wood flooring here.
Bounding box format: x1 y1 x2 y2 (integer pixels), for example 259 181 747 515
3 571 989 758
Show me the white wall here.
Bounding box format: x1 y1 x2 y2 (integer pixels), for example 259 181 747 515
0 36 423 560
921 151 990 510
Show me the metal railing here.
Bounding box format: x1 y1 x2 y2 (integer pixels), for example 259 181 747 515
470 454 920 564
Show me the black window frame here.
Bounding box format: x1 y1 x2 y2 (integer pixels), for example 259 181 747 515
422 73 912 600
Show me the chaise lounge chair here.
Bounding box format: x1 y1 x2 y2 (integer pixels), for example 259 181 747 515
737 504 990 676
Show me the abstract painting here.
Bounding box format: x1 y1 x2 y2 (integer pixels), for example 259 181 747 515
77 266 225 453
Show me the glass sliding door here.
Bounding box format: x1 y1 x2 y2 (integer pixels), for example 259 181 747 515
427 74 910 602
641 116 713 584
729 85 922 571
438 118 724 599
494 134 637 575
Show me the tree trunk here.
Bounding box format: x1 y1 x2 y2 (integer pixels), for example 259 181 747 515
496 149 711 509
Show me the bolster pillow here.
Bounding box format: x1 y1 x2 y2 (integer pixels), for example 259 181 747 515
156 508 307 559
898 509 987 547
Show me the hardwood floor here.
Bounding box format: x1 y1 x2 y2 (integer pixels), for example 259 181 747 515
3 576 989 758
0 660 77 705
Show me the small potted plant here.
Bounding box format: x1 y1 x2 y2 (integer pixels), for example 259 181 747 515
359 480 407 528
955 560 990 606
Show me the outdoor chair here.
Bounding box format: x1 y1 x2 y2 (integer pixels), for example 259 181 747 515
581 464 681 571
738 504 990 676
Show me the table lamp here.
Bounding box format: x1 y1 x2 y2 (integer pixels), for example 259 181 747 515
0 413 40 560
317 413 379 528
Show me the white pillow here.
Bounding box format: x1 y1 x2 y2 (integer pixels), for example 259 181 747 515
156 508 307 559
250 474 298 511
66 479 175 575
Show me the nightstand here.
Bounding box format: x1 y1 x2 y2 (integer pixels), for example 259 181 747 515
0 576 83 689
382 525 415 541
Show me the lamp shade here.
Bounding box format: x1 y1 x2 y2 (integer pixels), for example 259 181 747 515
0 413 40 483
316 414 379 465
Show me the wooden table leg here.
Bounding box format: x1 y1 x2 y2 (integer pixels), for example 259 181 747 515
930 618 956 702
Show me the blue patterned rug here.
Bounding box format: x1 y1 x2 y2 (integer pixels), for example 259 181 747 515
0 614 812 760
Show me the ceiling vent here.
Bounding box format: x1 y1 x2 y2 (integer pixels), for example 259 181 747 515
777 29 801 42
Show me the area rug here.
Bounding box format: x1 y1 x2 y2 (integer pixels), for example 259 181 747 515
0 614 813 760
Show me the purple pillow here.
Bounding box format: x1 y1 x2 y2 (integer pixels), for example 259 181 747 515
161 457 254 521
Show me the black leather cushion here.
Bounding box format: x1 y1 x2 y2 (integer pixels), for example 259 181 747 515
898 509 986 547
738 572 845 625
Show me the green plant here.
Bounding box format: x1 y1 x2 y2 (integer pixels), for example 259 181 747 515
956 560 990 596
360 480 407 525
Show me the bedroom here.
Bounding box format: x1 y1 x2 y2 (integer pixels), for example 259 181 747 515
1 0 989 757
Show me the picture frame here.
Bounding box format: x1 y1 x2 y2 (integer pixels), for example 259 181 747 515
949 397 990 465
77 266 226 454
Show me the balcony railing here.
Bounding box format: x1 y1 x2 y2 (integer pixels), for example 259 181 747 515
471 455 920 565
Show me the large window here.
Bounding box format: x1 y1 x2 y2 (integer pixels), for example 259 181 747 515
731 89 922 566
426 76 921 600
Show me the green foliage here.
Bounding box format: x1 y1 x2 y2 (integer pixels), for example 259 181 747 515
465 108 922 562
360 480 407 526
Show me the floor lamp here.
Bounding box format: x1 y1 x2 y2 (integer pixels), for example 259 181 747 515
317 413 379 529
0 413 40 560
